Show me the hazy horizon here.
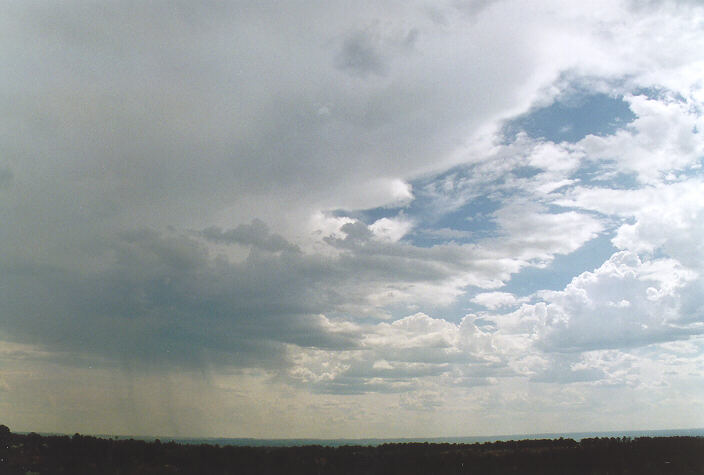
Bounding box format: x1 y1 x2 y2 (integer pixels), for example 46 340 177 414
16 427 704 446
2 0 704 439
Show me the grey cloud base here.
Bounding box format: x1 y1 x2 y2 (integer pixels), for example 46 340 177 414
0 230 347 370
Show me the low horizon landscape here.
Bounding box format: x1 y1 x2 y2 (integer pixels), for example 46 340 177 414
2 426 703 474
12 426 704 447
2 0 704 444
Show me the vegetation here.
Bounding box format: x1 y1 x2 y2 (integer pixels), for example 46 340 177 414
1 425 703 474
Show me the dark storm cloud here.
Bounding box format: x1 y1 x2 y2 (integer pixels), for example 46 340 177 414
0 167 12 189
0 220 496 371
0 230 356 370
0 210 550 372
201 220 299 253
335 31 387 76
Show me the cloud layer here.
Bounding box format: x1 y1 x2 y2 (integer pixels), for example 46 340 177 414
1 0 704 437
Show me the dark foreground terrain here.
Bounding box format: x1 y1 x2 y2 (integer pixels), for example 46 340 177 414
1 425 703 474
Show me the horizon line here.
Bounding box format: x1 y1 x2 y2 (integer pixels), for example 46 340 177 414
14 426 704 445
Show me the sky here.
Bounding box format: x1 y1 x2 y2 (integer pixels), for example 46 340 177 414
1 0 704 439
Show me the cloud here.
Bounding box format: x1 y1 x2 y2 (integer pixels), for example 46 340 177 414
419 228 475 240
519 251 700 353
2 0 704 436
487 203 604 265
286 312 507 395
3 0 646 249
0 230 361 369
369 217 414 242
201 219 300 253
0 167 12 189
557 178 704 268
472 292 519 310
335 30 388 77
576 94 704 184
529 355 606 384
5 209 574 372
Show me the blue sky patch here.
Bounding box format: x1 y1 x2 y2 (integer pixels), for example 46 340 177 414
503 93 635 144
502 233 617 296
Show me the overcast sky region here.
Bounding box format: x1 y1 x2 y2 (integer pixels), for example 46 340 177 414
2 0 704 439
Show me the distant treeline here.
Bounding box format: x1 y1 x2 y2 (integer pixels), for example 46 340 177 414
1 424 703 474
